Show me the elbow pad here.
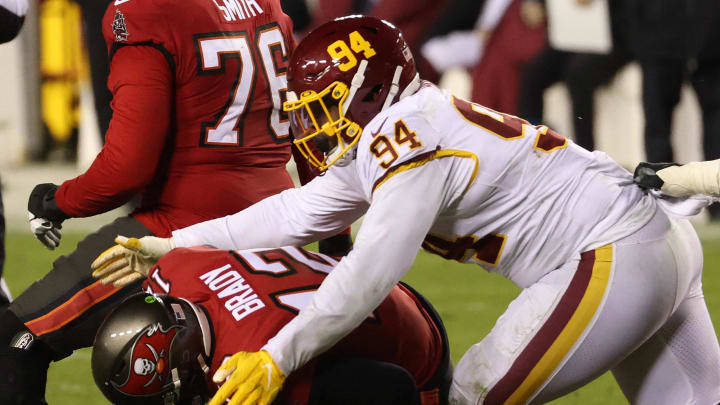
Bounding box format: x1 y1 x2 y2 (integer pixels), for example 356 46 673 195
0 7 25 44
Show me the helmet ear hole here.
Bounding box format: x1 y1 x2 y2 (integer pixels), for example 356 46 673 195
362 83 383 102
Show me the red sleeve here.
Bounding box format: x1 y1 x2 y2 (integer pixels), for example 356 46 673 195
55 45 172 217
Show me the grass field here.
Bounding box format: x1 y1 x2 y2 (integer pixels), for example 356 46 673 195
4 231 720 404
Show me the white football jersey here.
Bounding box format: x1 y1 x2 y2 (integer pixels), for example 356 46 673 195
350 83 655 287
172 83 661 373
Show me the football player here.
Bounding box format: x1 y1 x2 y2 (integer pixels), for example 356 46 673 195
94 16 720 405
0 0 27 43
92 246 452 405
0 1 350 404
0 0 27 306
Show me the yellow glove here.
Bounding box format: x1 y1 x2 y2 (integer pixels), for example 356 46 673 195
209 351 285 405
91 236 175 287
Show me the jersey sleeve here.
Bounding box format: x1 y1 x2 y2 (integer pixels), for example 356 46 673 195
102 0 177 57
262 159 448 374
55 45 172 217
355 104 442 197
171 167 369 249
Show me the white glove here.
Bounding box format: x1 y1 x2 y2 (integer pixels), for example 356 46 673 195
91 235 176 287
28 212 62 250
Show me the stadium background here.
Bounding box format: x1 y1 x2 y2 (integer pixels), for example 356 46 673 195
0 1 718 404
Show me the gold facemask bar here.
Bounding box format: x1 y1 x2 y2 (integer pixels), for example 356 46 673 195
284 81 362 172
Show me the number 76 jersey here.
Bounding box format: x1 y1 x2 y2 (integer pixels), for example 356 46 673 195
100 0 297 232
350 83 656 288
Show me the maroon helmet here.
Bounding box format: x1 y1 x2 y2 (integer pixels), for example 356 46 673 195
284 15 420 172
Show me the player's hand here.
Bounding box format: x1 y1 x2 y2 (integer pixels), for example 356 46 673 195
28 183 69 249
209 351 285 405
28 212 62 250
91 236 175 287
633 162 680 192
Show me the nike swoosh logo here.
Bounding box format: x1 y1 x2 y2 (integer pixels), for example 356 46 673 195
371 117 389 138
262 363 273 389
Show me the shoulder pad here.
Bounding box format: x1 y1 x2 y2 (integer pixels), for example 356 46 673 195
102 0 175 54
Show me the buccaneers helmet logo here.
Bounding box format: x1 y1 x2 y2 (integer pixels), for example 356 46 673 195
112 323 180 396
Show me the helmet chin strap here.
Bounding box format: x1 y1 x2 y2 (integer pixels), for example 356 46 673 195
399 72 421 100
329 59 369 167
342 59 368 116
381 66 404 112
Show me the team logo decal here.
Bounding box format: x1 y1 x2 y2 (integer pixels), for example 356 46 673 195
10 331 35 350
112 323 181 396
112 9 130 42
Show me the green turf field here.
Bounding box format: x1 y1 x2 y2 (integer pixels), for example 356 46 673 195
4 232 720 404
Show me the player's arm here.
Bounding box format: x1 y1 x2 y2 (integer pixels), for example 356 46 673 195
53 45 172 217
291 145 353 256
172 169 368 250
207 161 447 405
0 0 28 43
263 159 446 374
633 160 720 197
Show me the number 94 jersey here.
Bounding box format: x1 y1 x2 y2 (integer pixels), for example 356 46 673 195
353 83 656 288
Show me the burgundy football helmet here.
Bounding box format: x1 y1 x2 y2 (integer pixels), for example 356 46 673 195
284 15 420 172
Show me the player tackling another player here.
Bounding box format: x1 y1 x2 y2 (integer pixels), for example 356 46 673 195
91 245 452 405
94 15 720 405
0 0 358 404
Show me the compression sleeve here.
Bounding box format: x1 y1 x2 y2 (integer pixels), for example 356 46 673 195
261 160 447 374
55 45 172 217
171 168 369 249
658 160 720 197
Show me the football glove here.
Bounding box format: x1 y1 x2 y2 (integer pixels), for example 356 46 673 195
91 235 175 287
634 160 720 197
28 183 68 249
209 350 285 405
28 212 62 250
633 162 679 191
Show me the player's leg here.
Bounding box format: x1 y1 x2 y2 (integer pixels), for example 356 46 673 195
610 215 720 405
308 358 420 405
517 47 571 126
612 295 720 404
565 51 630 151
400 282 454 405
639 56 683 162
0 277 10 305
450 210 683 405
0 216 153 403
0 186 8 307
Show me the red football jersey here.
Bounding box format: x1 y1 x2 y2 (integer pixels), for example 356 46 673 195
144 246 444 403
56 0 298 236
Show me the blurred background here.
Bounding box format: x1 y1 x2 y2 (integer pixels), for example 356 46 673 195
1 0 719 403
0 0 717 233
